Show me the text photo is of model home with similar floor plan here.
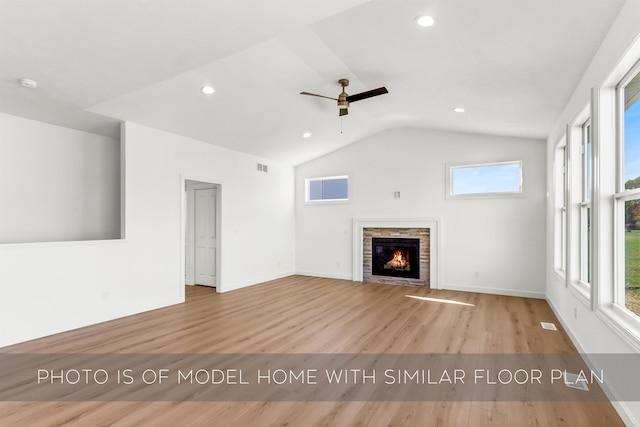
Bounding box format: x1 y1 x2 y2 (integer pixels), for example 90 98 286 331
1 1 640 426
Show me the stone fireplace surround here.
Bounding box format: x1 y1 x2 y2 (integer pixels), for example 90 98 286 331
365 228 428 286
352 218 440 288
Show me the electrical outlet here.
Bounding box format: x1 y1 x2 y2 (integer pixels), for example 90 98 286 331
474 271 480 278
102 291 109 300
574 307 578 319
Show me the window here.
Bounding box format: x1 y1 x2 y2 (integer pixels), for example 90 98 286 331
305 175 349 202
617 63 640 318
580 120 592 285
448 161 523 198
555 144 567 275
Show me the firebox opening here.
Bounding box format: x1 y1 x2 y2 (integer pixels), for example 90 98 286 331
372 237 420 279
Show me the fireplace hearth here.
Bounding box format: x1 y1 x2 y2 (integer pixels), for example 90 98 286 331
372 237 420 279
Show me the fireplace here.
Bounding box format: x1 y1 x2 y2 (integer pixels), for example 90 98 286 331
372 237 420 279
354 219 437 288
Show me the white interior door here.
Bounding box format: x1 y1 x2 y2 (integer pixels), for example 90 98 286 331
195 188 217 286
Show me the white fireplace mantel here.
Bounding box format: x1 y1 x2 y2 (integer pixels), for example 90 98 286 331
352 218 441 289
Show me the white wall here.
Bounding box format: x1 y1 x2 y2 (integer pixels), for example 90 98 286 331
295 127 546 298
0 121 296 347
545 1 640 425
0 113 121 243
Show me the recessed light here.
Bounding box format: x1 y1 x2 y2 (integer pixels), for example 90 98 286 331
302 132 312 138
453 107 465 113
415 15 435 27
201 85 214 95
19 78 38 88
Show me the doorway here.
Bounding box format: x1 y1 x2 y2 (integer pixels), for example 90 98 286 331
185 180 219 288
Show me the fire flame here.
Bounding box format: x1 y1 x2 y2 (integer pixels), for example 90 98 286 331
385 250 409 269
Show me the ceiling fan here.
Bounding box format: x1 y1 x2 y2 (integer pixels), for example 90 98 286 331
300 79 388 116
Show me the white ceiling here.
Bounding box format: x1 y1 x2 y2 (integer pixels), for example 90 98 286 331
0 0 627 165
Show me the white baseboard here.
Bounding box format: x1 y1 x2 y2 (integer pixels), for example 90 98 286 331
294 270 353 281
546 298 639 427
220 271 296 293
441 282 545 299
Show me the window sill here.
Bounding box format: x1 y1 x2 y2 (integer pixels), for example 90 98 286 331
554 269 566 283
445 192 527 201
570 281 592 308
596 304 640 353
304 199 351 206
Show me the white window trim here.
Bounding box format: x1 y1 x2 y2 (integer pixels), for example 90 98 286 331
614 61 640 319
445 160 525 200
578 200 592 286
554 141 567 280
614 191 640 310
578 118 593 300
602 187 640 351
304 174 351 205
596 305 640 353
563 106 594 308
592 56 640 352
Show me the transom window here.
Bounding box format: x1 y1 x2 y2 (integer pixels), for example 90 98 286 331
305 175 349 202
448 161 523 198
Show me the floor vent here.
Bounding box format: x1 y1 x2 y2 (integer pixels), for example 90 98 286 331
564 372 590 391
540 322 557 331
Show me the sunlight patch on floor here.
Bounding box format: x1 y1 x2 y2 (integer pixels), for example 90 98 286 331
405 295 475 307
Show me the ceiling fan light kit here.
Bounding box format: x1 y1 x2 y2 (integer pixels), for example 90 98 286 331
301 78 388 116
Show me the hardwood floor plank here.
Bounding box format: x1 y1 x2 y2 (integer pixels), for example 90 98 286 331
0 276 625 426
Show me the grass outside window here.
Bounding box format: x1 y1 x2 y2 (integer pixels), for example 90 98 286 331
625 229 640 315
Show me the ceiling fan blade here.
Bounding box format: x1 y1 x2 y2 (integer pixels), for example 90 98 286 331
300 91 338 101
339 108 348 117
346 87 388 103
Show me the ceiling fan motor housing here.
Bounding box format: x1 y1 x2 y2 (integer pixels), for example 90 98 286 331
338 79 349 109
338 93 349 109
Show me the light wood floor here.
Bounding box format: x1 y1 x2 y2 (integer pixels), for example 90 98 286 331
0 276 624 426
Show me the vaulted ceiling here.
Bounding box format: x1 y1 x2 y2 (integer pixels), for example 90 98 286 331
0 0 627 165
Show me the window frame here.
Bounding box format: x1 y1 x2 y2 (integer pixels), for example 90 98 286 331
580 119 593 288
614 60 640 319
304 175 351 204
559 39 640 352
445 160 524 200
554 142 568 278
